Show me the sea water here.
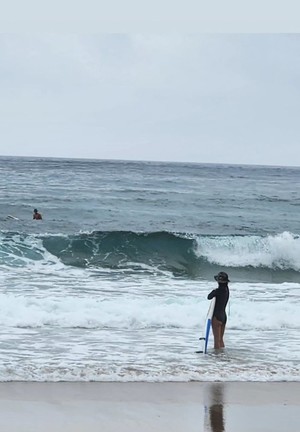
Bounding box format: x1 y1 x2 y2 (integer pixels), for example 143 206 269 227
0 156 299 381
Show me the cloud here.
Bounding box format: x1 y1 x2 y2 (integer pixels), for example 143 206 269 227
0 34 299 166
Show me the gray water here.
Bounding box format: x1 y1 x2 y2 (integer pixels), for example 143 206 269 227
1 156 300 236
0 156 299 382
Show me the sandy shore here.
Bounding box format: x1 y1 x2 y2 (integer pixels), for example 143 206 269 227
0 382 298 432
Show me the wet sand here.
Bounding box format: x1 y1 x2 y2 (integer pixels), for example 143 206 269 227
0 382 299 432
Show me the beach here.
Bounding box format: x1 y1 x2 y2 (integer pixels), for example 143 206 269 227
1 30 300 432
0 382 299 432
1 159 300 430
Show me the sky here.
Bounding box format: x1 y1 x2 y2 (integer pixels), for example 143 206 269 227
1 33 300 166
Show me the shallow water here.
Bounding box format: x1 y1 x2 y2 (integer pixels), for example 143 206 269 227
0 156 299 381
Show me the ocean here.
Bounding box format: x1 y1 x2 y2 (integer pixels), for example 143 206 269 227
0 156 299 382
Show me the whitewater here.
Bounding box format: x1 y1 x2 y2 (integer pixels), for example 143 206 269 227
0 156 299 381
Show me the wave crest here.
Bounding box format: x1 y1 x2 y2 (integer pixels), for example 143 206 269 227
0 230 300 280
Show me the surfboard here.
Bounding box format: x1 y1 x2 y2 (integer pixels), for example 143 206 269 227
197 297 216 354
7 215 19 220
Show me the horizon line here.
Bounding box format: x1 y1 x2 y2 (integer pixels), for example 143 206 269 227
0 154 299 169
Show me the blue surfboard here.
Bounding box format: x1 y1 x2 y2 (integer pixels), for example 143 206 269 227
197 297 216 354
204 297 216 353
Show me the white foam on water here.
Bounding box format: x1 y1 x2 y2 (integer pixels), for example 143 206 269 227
196 231 300 270
0 264 299 382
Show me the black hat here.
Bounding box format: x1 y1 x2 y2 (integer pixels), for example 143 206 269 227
214 272 230 283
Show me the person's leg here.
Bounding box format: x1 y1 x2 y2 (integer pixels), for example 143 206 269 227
211 317 222 349
220 323 226 348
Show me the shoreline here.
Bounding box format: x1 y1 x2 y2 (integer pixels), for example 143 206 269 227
0 382 299 431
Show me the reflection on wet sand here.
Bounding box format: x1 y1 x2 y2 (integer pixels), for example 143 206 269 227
204 383 225 432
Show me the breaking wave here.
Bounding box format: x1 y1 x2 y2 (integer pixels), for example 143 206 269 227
0 230 300 281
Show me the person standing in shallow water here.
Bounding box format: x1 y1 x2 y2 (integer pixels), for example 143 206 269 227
33 209 42 220
207 272 230 349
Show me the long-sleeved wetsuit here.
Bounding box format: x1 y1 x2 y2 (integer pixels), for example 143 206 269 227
207 284 229 324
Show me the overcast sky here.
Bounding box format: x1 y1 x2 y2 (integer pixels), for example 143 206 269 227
1 34 300 166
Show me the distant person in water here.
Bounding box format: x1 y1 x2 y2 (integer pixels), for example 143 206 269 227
207 272 230 349
33 209 42 220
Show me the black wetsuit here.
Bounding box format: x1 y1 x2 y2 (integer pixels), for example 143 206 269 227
207 284 229 324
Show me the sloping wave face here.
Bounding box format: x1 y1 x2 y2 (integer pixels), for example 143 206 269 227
1 230 300 281
42 230 198 275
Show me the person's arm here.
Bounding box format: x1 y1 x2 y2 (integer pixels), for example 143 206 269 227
207 289 217 300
